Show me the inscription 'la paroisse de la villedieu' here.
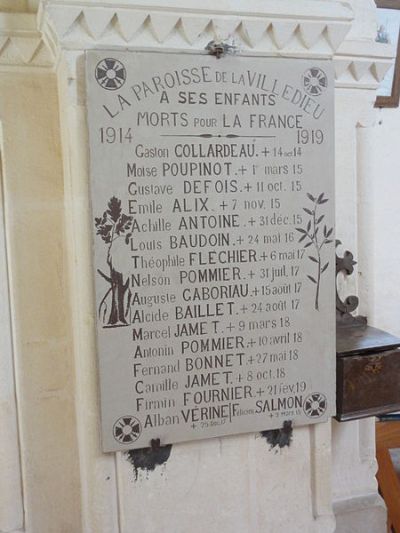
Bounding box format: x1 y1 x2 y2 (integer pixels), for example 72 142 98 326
87 53 335 452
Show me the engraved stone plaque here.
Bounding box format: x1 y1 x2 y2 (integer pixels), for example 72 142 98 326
86 51 335 452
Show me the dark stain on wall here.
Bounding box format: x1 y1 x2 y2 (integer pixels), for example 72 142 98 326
260 420 293 449
126 439 172 479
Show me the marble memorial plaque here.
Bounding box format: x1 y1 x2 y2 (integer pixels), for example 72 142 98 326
86 51 335 452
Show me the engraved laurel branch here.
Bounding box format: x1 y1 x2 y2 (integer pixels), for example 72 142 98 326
295 193 333 311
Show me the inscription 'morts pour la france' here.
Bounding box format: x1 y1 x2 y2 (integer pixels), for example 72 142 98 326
86 51 336 452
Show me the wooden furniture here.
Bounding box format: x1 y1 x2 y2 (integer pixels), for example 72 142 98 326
335 242 400 420
336 325 400 421
376 421 400 532
335 243 400 531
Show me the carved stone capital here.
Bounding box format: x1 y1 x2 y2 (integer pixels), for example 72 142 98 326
38 0 395 91
0 4 394 87
334 39 394 89
0 12 53 69
39 0 353 57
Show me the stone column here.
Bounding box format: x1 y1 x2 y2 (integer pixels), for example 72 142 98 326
331 2 394 530
0 9 82 533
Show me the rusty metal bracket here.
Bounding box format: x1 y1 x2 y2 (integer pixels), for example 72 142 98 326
205 40 238 58
336 239 367 326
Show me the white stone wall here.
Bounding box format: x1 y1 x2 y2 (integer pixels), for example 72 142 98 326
358 105 400 338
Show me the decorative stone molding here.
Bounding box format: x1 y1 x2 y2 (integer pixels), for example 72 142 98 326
0 2 389 86
39 1 353 58
0 13 53 68
38 0 394 90
334 39 394 89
